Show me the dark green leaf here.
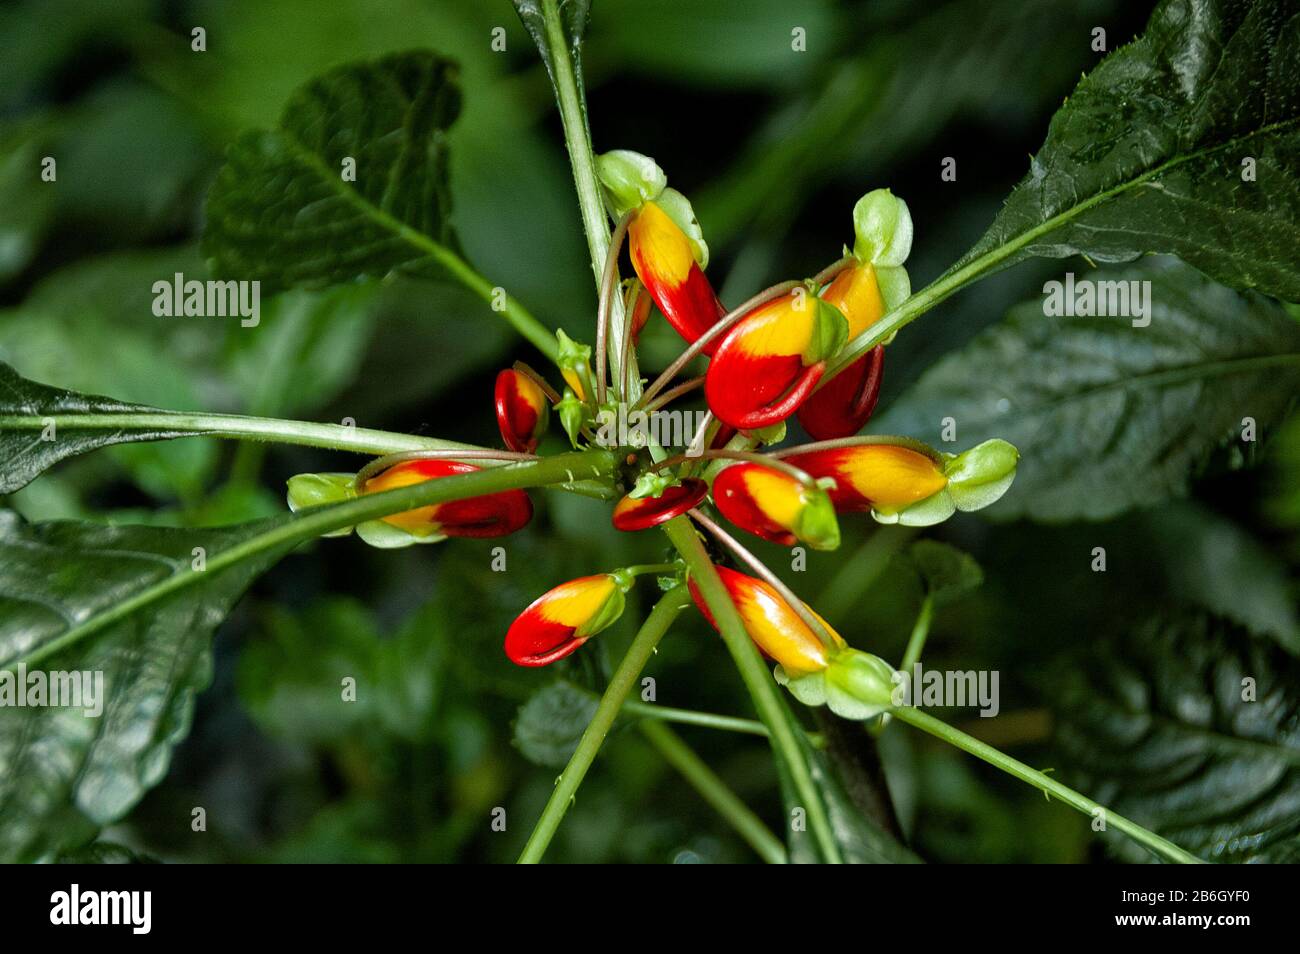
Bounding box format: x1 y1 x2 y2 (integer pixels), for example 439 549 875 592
953 0 1300 300
906 540 983 607
874 259 1300 521
514 681 599 768
203 50 462 291
1140 502 1300 654
0 509 292 862
0 361 193 495
777 724 921 864
238 597 450 745
0 248 220 499
1053 612 1300 863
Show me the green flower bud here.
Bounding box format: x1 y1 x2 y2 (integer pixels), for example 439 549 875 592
824 649 898 721
556 329 594 403
596 149 667 217
944 438 1020 512
792 485 841 551
557 387 589 448
286 472 356 538
852 189 913 267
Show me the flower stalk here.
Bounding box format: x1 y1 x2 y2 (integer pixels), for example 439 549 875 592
517 586 691 863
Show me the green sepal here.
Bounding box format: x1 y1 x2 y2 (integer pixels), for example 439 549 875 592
745 420 787 445
875 264 912 311
557 387 589 448
575 582 627 640
944 439 1020 512
356 519 445 549
872 489 957 528
792 486 841 551
286 472 356 538
595 149 666 217
654 187 709 269
629 470 677 499
823 650 897 721
852 189 913 267
774 665 828 707
803 298 849 367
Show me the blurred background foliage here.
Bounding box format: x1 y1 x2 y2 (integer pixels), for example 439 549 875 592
1 0 1296 863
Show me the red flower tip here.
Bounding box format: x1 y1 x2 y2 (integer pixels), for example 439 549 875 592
712 463 840 550
362 459 533 538
797 345 884 440
611 478 708 531
495 368 550 453
705 292 847 430
505 574 626 666
797 261 889 439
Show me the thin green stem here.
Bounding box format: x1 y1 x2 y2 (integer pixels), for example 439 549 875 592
661 516 843 863
7 449 617 673
620 562 680 578
0 410 614 499
687 508 838 653
622 701 769 738
367 227 558 363
639 720 787 864
636 279 801 412
518 586 690 863
899 595 933 673
0 410 490 457
824 118 1300 382
540 0 634 394
892 707 1204 864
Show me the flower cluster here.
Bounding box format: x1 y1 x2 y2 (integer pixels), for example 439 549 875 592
285 150 1020 719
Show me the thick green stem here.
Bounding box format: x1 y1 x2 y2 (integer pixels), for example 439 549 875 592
660 516 843 863
9 449 616 672
540 0 636 396
899 595 934 673
639 720 787 864
892 707 1204 864
517 586 690 863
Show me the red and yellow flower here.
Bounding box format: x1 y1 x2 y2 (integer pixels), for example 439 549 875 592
611 477 708 531
495 368 550 453
712 463 840 550
689 566 843 677
628 199 725 349
704 291 848 430
505 573 628 667
797 189 915 439
597 149 724 350
785 442 948 515
796 264 887 440
360 459 533 542
783 437 1020 526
